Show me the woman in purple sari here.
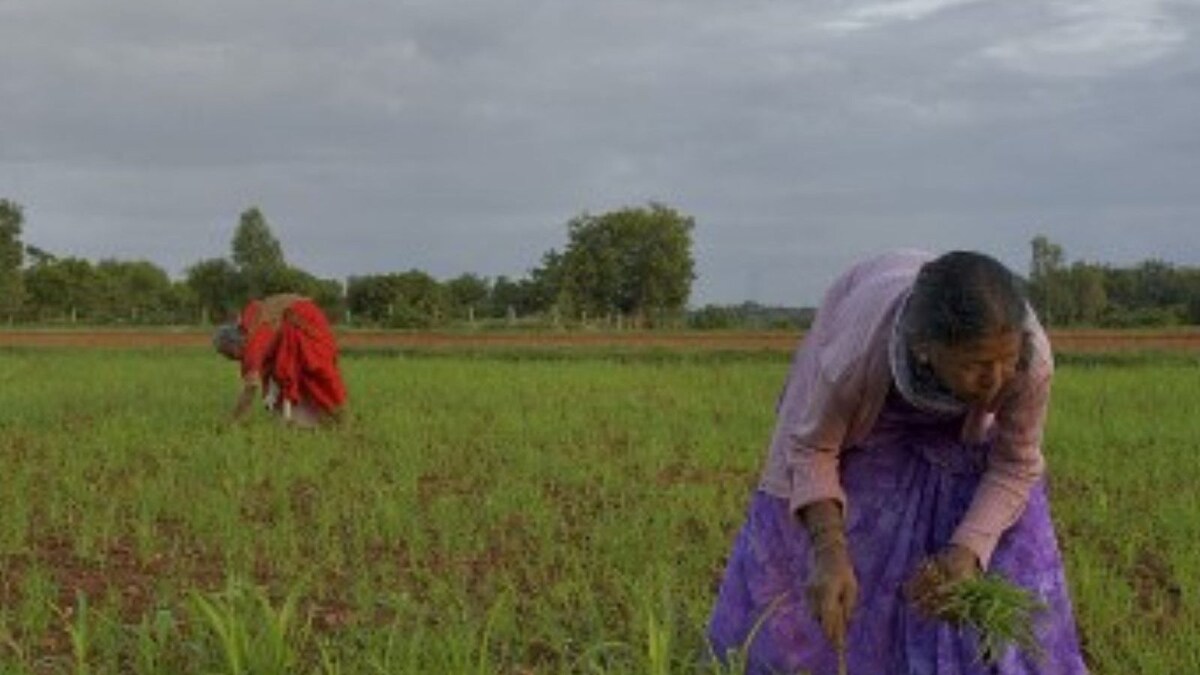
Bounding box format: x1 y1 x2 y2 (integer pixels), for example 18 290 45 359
708 250 1088 674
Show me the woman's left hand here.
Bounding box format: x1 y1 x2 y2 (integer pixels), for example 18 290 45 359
903 544 981 618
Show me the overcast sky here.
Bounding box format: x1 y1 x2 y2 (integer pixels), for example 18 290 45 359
2 0 1198 306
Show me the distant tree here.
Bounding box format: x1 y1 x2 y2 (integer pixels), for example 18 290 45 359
445 274 491 322
231 207 286 298
186 258 244 323
1025 241 1200 328
224 208 344 317
558 219 621 319
488 275 525 320
526 249 565 315
24 244 56 266
345 274 395 324
22 257 100 322
385 270 448 328
1184 269 1200 324
1101 267 1134 310
94 259 174 323
485 274 549 320
1065 263 1107 325
166 281 200 324
1097 260 1191 326
1029 235 1068 326
264 266 344 320
0 199 25 320
347 270 448 327
688 302 814 331
688 304 737 330
1133 260 1182 307
557 203 695 325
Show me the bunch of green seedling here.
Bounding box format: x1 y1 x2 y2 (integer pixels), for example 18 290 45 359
933 573 1047 665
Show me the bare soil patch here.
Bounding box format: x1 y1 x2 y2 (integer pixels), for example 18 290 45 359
1 328 1197 353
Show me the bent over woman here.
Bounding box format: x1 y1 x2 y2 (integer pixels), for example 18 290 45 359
708 250 1088 674
213 293 347 428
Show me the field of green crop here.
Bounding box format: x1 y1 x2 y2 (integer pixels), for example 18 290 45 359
0 348 1196 674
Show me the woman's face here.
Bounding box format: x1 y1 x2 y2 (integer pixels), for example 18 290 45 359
922 330 1022 407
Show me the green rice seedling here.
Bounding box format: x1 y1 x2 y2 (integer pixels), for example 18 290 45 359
313 636 347 675
572 640 634 674
188 578 308 675
644 602 672 675
473 591 512 675
17 564 57 646
63 592 91 675
362 624 423 675
698 591 800 675
932 573 1047 665
131 608 179 675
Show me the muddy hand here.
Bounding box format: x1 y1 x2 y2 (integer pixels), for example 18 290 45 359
806 543 858 650
904 544 980 618
800 501 857 649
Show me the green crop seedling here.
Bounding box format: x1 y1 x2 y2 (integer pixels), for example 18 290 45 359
933 573 1047 665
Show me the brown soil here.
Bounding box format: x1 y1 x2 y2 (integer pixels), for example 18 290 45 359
1131 546 1184 629
0 328 1198 352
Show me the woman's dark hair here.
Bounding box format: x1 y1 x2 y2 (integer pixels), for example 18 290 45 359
901 251 1029 347
212 323 245 354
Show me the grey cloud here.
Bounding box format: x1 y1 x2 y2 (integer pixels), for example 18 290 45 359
981 0 1189 77
822 0 993 33
2 1 1198 305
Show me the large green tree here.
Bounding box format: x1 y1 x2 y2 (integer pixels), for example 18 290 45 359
557 203 695 325
224 207 342 318
231 207 286 298
0 199 25 320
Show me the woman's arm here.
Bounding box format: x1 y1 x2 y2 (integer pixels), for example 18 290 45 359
230 377 260 423
951 368 1051 567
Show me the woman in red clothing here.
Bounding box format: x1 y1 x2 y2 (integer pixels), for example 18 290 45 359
213 293 347 427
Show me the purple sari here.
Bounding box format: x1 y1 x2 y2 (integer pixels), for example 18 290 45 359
708 390 1089 674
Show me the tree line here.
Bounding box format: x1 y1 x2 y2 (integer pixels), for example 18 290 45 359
1028 235 1200 328
3 198 1197 330
0 199 699 328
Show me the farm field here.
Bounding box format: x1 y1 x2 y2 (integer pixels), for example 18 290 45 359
0 340 1197 673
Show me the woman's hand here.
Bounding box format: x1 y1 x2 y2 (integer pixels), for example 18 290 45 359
806 541 858 651
229 381 260 423
800 501 858 651
904 544 981 618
